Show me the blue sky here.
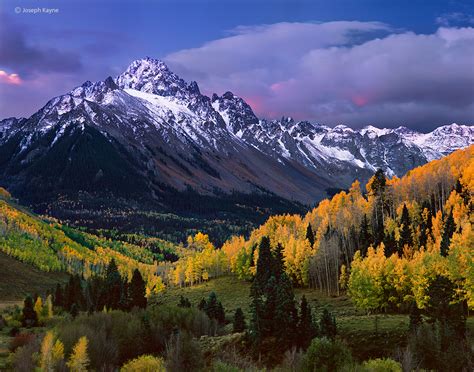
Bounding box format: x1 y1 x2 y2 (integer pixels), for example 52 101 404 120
1 0 473 130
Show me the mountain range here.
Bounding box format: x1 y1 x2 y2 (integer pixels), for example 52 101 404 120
0 57 472 241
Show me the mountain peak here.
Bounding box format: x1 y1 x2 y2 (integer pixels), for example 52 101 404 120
127 57 170 73
115 57 194 98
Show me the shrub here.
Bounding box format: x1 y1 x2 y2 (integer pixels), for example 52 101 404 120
11 336 40 372
166 331 204 372
213 360 241 372
303 337 352 372
9 333 35 352
121 355 166 372
362 358 402 372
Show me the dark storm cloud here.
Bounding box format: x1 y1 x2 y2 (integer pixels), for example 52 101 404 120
0 13 83 78
166 22 474 130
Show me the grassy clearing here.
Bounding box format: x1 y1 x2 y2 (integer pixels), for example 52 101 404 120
158 276 474 361
0 251 69 303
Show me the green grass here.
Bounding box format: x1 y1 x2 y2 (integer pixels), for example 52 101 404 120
0 251 69 303
158 276 474 361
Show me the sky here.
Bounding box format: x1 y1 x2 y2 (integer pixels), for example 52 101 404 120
0 0 473 131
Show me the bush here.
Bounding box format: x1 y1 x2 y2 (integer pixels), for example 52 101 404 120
409 322 471 371
362 358 402 372
121 355 166 371
166 331 204 372
303 337 352 372
11 336 40 372
57 313 119 369
213 360 241 372
9 333 35 352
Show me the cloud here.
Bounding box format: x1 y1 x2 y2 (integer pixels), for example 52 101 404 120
0 70 21 85
0 13 82 78
436 12 474 27
165 22 474 130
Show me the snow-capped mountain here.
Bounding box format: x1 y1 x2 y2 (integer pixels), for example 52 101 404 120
0 57 472 230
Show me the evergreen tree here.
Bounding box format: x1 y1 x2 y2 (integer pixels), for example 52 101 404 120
178 296 191 308
298 295 316 349
216 302 226 324
254 236 272 292
383 231 397 257
233 308 246 333
319 308 337 340
205 292 219 318
53 283 63 308
118 280 131 311
64 275 85 312
419 203 433 249
70 303 79 319
358 214 372 256
409 301 422 333
250 239 298 350
399 204 412 255
306 223 315 247
21 295 38 327
129 269 147 309
454 179 469 205
440 209 455 257
370 169 387 246
426 275 467 338
249 279 264 344
105 259 122 309
197 298 207 311
271 243 285 280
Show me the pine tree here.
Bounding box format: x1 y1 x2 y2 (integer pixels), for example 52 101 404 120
216 302 226 324
298 295 316 349
359 214 372 256
205 292 219 319
67 336 90 372
419 204 433 249
129 269 147 309
70 303 79 319
271 243 285 280
178 295 191 308
118 280 131 310
53 283 63 308
306 223 315 247
105 259 122 309
319 308 337 340
409 301 422 333
370 169 387 246
399 204 412 255
233 308 246 333
254 236 272 292
197 298 207 311
440 209 455 257
383 231 397 257
249 279 264 344
22 295 38 327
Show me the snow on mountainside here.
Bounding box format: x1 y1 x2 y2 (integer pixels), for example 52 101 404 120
0 57 472 211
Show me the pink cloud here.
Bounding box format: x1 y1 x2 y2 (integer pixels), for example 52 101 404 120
351 95 370 107
0 70 22 85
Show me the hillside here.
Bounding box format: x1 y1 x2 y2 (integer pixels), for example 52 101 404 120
0 251 68 303
0 189 178 297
